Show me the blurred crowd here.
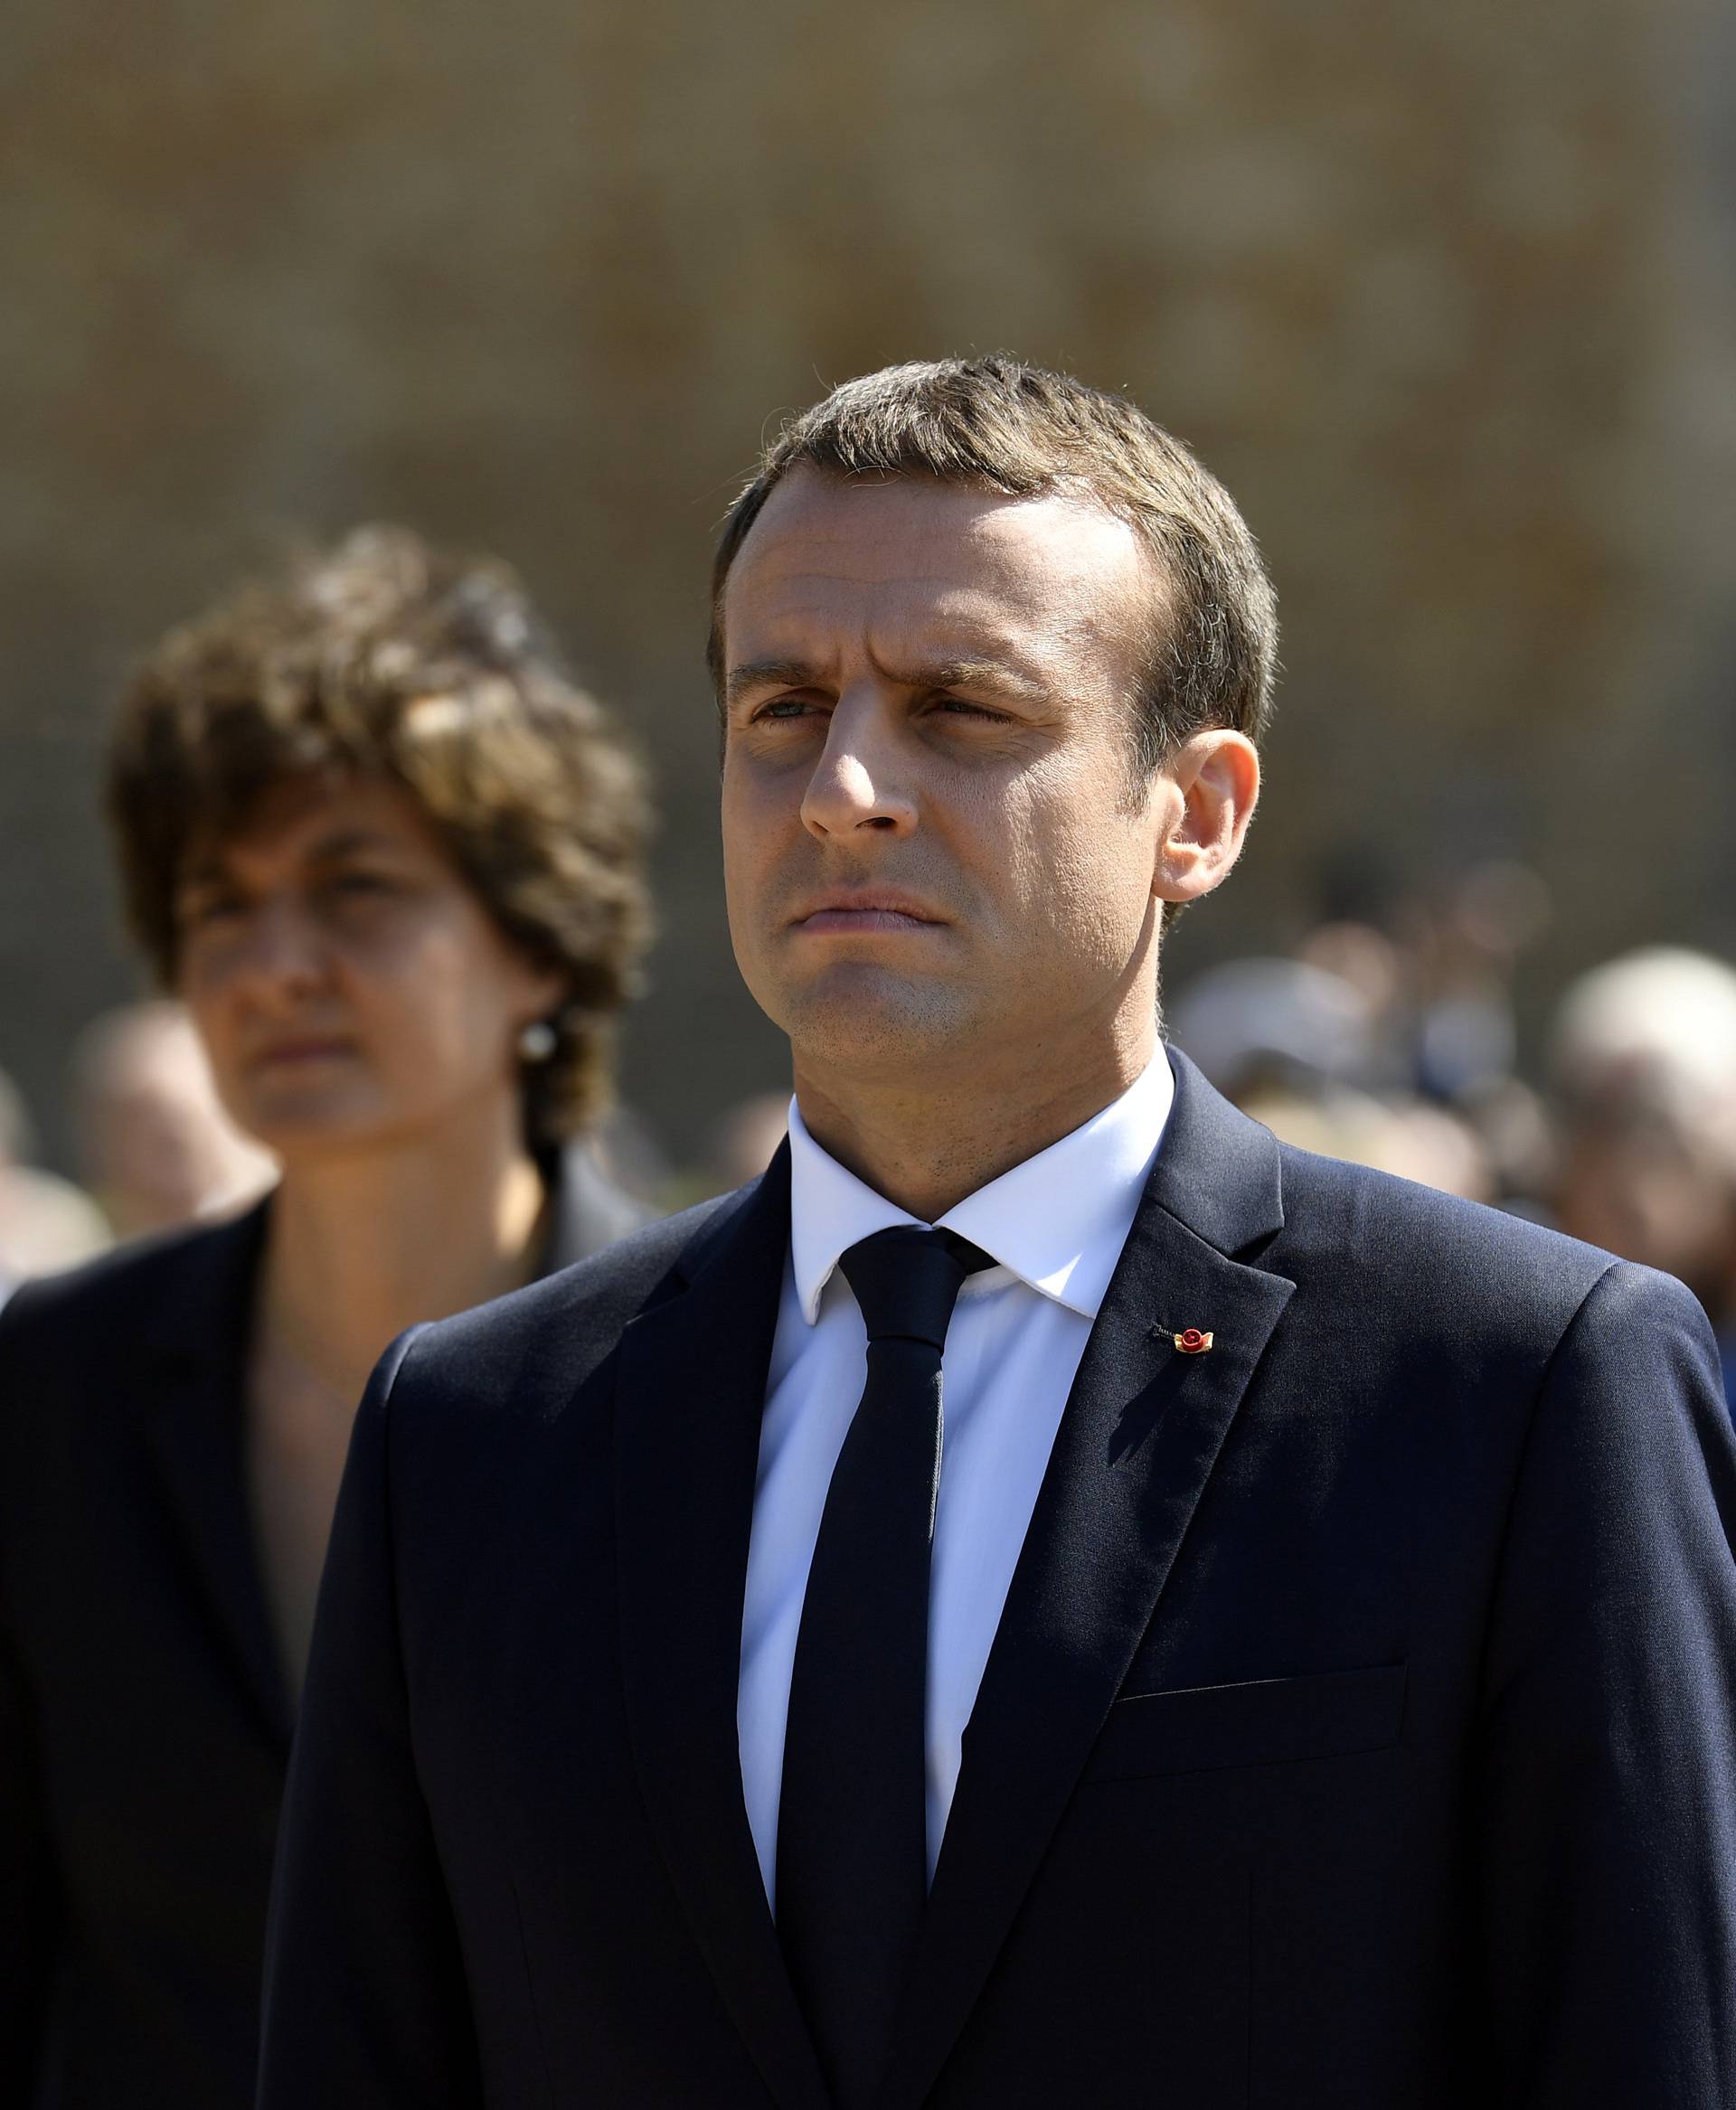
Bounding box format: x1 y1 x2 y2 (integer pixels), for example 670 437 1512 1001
1167 886 1736 1411
0 1003 274 1298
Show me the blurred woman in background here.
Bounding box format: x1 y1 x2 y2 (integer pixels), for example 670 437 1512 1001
0 528 652 2107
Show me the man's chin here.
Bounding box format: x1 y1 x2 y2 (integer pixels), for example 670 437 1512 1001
779 971 976 1077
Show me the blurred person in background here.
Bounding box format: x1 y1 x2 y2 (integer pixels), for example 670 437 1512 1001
1166 955 1496 1201
1549 946 1736 1411
0 1069 109 1303
71 1001 276 1239
0 526 652 2108
1168 856 1557 1218
703 1089 793 1198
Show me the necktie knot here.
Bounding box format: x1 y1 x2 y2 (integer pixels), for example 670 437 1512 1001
838 1226 994 1351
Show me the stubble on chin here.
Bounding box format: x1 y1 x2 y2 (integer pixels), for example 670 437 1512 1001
776 960 979 1084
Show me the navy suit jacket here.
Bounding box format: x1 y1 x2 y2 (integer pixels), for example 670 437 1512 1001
259 1053 1736 2106
0 1148 646 2110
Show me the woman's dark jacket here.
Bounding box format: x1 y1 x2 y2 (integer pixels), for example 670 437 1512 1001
0 1149 648 2108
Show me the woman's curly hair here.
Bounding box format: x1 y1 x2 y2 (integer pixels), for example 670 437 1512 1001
108 525 652 1148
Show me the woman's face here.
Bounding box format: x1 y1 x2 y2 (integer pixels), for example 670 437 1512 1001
174 774 562 1163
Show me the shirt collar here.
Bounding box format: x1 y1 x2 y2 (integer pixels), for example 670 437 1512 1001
786 1047 1175 1324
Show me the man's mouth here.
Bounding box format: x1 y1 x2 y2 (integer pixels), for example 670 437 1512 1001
791 890 944 934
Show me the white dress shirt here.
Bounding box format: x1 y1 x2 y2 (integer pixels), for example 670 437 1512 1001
737 1050 1175 1903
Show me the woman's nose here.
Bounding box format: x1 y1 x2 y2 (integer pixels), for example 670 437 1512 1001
217 897 331 996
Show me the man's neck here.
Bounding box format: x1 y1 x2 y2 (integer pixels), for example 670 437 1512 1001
793 1022 1158 1222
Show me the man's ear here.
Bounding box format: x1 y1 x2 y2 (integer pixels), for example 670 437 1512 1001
1152 730 1260 907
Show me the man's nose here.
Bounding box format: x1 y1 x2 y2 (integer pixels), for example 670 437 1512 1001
798 692 918 841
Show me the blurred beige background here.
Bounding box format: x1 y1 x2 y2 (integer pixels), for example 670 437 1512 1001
2 0 1731 1165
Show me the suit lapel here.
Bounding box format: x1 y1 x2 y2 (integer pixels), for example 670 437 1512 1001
882 1053 1296 2109
614 1147 830 2110
138 1200 293 1750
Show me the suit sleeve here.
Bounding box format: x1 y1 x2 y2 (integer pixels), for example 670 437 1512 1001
0 1292 64 2098
1477 1259 1736 2106
258 1326 486 2110
0 1601 60 2095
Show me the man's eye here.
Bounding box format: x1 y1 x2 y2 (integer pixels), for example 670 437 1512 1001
931 697 1005 721
757 699 817 722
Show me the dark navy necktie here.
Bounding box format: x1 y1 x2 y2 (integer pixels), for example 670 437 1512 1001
776 1224 993 2110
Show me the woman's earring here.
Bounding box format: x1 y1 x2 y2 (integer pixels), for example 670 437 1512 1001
517 1019 558 1063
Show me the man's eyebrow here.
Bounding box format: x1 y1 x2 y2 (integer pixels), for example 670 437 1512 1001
882 657 1047 702
724 654 1047 706
724 657 819 709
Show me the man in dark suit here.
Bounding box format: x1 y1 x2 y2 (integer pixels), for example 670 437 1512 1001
259 356 1736 2107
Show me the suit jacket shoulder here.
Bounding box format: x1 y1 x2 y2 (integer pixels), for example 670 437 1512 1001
0 1203 265 1438
1266 1136 1675 1365
0 1199 257 1331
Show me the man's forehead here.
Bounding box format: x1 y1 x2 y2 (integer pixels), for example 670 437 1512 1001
738 465 1139 574
722 576 1073 697
723 468 1150 664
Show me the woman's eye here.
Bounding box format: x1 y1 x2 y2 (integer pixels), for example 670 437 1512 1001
179 894 242 929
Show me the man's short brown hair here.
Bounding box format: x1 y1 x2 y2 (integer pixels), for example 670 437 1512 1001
708 353 1278 774
108 525 651 1147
